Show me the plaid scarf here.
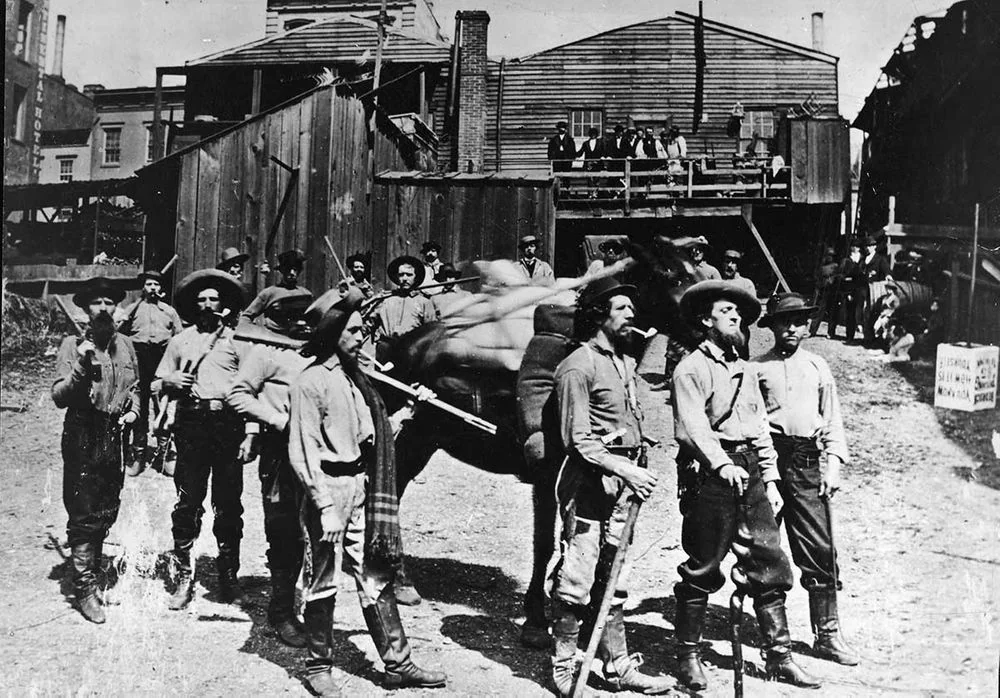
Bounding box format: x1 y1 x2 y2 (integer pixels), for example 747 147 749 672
346 363 403 568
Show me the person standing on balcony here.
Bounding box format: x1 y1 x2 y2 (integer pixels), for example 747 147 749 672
547 121 576 172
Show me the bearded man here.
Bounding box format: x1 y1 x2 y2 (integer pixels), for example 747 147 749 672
670 280 820 691
153 269 248 610
52 277 140 623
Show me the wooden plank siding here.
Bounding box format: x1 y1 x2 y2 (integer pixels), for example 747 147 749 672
481 16 839 173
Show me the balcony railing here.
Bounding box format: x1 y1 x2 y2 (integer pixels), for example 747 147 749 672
552 157 790 213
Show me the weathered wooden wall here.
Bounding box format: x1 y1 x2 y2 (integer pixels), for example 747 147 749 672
373 173 556 273
483 14 839 172
162 86 428 293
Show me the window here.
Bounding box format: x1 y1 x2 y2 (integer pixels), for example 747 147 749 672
146 125 155 162
9 85 29 141
569 110 603 141
739 110 775 155
58 158 75 182
15 2 34 59
103 127 122 166
284 18 314 31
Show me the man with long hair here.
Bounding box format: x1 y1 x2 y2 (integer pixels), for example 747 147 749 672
671 281 820 691
288 288 446 696
52 278 140 623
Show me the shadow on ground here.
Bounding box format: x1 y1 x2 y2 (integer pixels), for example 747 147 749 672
892 360 1000 490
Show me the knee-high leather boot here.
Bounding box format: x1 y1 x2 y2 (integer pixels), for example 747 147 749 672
362 585 446 689
168 545 194 611
217 541 245 605
755 598 822 688
270 568 306 647
71 541 105 624
674 590 708 691
809 588 860 665
303 596 342 697
550 599 584 698
597 605 673 694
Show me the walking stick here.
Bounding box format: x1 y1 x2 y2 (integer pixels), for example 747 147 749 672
729 487 754 698
571 495 642 698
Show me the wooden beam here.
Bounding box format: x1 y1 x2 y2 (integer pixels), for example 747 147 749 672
741 204 791 292
251 69 263 115
883 222 1000 242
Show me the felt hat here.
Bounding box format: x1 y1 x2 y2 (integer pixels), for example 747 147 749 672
556 121 568 129
435 262 461 282
216 247 249 270
614 124 624 133
300 286 365 357
723 249 743 260
859 236 877 248
679 280 761 327
346 252 369 268
137 269 163 283
173 269 246 323
519 234 539 248
73 277 125 308
579 276 638 309
277 248 306 270
420 240 442 255
758 292 818 328
387 255 426 287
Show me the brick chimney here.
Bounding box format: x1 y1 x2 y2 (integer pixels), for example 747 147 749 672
454 10 489 173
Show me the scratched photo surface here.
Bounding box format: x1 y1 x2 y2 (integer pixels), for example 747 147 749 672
2 0 998 695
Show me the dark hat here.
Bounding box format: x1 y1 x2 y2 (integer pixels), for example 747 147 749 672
758 292 818 328
859 236 877 247
174 269 246 323
435 262 461 282
556 121 568 129
138 269 163 283
73 277 126 308
614 124 624 133
387 255 426 287
420 240 442 254
346 252 369 268
679 280 761 327
598 238 626 254
268 294 315 335
579 276 638 309
277 248 306 270
300 286 365 358
519 234 539 248
723 249 743 260
216 247 249 269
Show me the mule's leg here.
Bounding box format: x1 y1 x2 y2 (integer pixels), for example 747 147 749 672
522 468 557 649
392 418 439 606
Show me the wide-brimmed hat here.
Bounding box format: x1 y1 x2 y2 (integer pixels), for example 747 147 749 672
137 269 163 283
435 262 461 282
73 277 126 308
300 287 365 358
277 248 306 270
579 276 638 309
420 240 442 255
519 234 539 248
387 255 425 287
758 292 818 328
216 247 249 269
174 269 246 322
680 280 761 327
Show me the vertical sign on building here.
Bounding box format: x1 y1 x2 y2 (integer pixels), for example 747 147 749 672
31 3 49 183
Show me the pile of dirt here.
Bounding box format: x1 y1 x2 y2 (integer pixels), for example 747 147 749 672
1 282 74 363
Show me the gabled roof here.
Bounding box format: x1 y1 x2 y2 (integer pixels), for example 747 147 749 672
187 15 451 67
514 11 837 65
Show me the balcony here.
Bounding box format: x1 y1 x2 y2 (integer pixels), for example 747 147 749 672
553 156 791 218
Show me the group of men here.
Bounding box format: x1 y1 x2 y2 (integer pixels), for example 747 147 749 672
811 235 894 344
50 232 857 695
548 121 688 171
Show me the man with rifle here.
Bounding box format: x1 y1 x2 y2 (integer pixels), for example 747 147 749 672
117 268 182 476
754 293 860 666
549 277 671 696
52 277 140 624
226 294 314 647
671 280 820 691
153 269 248 610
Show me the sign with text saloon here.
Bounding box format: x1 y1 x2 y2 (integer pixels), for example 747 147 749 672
934 343 999 412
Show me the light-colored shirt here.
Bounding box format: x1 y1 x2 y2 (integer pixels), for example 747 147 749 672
153 325 244 400
753 346 848 463
555 339 643 474
288 354 375 510
242 285 314 332
517 259 555 286
227 343 311 434
52 333 139 415
117 299 182 345
672 339 778 481
374 292 436 339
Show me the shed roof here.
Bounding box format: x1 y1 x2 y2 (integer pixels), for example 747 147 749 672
187 15 451 67
39 129 92 147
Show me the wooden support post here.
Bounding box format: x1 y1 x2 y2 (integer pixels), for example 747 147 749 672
624 159 631 215
152 69 164 161
761 165 768 197
372 0 388 105
888 194 896 226
966 203 980 343
741 204 790 293
419 70 427 122
251 69 262 115
948 255 960 340
686 160 693 198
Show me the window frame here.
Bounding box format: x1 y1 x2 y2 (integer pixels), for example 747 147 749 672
15 2 35 59
568 109 604 142
102 126 123 167
739 109 776 156
57 156 76 182
10 85 30 141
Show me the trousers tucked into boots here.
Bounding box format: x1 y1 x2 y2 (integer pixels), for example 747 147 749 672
673 588 708 691
755 598 822 688
303 597 342 697
550 600 583 698
809 588 860 665
362 585 447 689
598 605 673 694
71 540 105 624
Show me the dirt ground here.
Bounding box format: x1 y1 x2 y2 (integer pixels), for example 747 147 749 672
1 330 998 697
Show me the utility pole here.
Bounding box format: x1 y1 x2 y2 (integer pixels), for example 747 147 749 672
373 0 388 106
